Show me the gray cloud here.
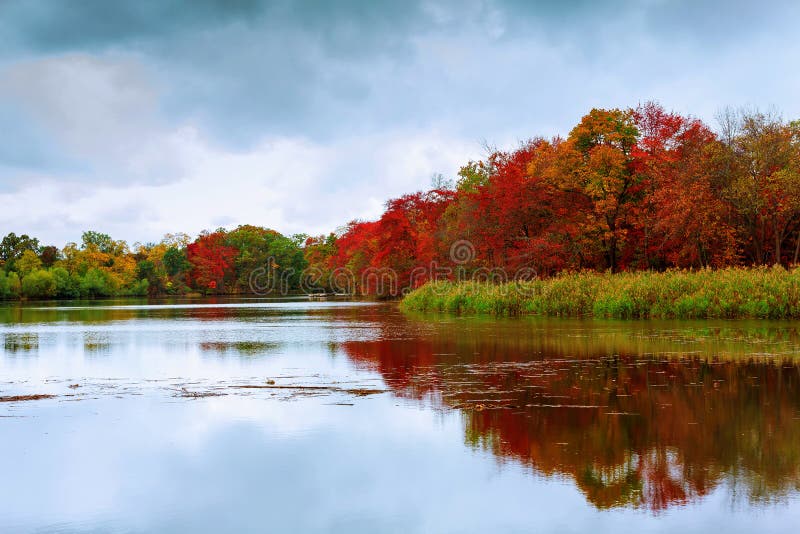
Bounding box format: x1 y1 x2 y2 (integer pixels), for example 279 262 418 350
3 0 799 144
0 103 84 182
1 0 799 244
0 0 264 54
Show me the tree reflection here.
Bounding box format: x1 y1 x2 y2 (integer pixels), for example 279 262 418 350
341 319 800 511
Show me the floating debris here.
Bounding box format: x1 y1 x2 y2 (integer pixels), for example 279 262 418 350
0 394 56 402
175 388 226 398
229 384 386 396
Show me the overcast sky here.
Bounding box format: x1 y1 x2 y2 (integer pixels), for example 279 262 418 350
1 0 799 246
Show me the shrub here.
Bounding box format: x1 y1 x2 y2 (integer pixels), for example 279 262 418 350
80 268 118 298
21 269 57 299
51 267 82 299
0 271 21 299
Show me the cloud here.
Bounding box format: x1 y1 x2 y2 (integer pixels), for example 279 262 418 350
0 54 186 185
0 125 477 245
0 0 265 54
1 1 799 244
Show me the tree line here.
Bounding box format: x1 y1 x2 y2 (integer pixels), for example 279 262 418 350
2 102 799 300
0 226 307 299
304 102 800 294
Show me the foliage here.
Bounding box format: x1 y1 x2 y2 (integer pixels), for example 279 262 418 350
16 250 43 276
163 247 191 277
0 271 21 298
0 225 307 300
307 102 800 296
39 246 60 267
51 267 81 299
0 232 40 272
186 231 238 293
81 231 118 255
21 269 56 299
224 225 307 292
80 268 118 298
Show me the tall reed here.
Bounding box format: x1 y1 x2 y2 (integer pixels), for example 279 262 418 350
401 267 800 319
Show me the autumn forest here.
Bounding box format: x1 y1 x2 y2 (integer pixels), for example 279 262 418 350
2 102 800 301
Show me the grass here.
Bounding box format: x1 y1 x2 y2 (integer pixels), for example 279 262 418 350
400 266 800 319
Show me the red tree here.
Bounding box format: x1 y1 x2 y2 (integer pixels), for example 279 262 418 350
187 231 238 292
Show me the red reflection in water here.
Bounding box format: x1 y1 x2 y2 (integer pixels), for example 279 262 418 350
342 332 800 512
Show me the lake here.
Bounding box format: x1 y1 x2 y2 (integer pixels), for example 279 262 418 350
1 298 799 533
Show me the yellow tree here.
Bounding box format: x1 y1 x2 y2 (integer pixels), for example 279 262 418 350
16 249 42 276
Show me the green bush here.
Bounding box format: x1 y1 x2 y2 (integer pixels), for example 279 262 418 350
80 268 118 298
51 267 82 298
125 278 150 296
0 271 9 299
0 271 21 299
21 269 57 299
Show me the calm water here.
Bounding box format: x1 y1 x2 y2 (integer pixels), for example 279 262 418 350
1 299 800 533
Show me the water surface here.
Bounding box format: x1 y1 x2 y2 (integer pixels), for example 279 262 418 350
2 299 799 532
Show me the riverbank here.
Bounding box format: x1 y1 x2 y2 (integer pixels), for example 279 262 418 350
401 267 800 319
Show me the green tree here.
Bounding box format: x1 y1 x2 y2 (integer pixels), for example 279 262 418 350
135 259 164 295
51 267 81 298
456 160 493 193
0 271 21 298
163 247 191 276
125 278 150 296
80 268 117 298
81 231 115 254
0 233 40 271
225 225 308 292
21 270 57 299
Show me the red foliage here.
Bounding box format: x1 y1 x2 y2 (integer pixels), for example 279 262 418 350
332 190 454 295
629 102 738 268
340 332 800 512
312 102 799 294
463 139 583 274
186 231 238 292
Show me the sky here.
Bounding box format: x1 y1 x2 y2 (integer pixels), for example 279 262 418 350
1 0 799 246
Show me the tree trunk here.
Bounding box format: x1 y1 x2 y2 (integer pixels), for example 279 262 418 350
794 231 800 265
609 237 618 273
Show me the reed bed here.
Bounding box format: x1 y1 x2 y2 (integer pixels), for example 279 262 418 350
401 267 800 319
